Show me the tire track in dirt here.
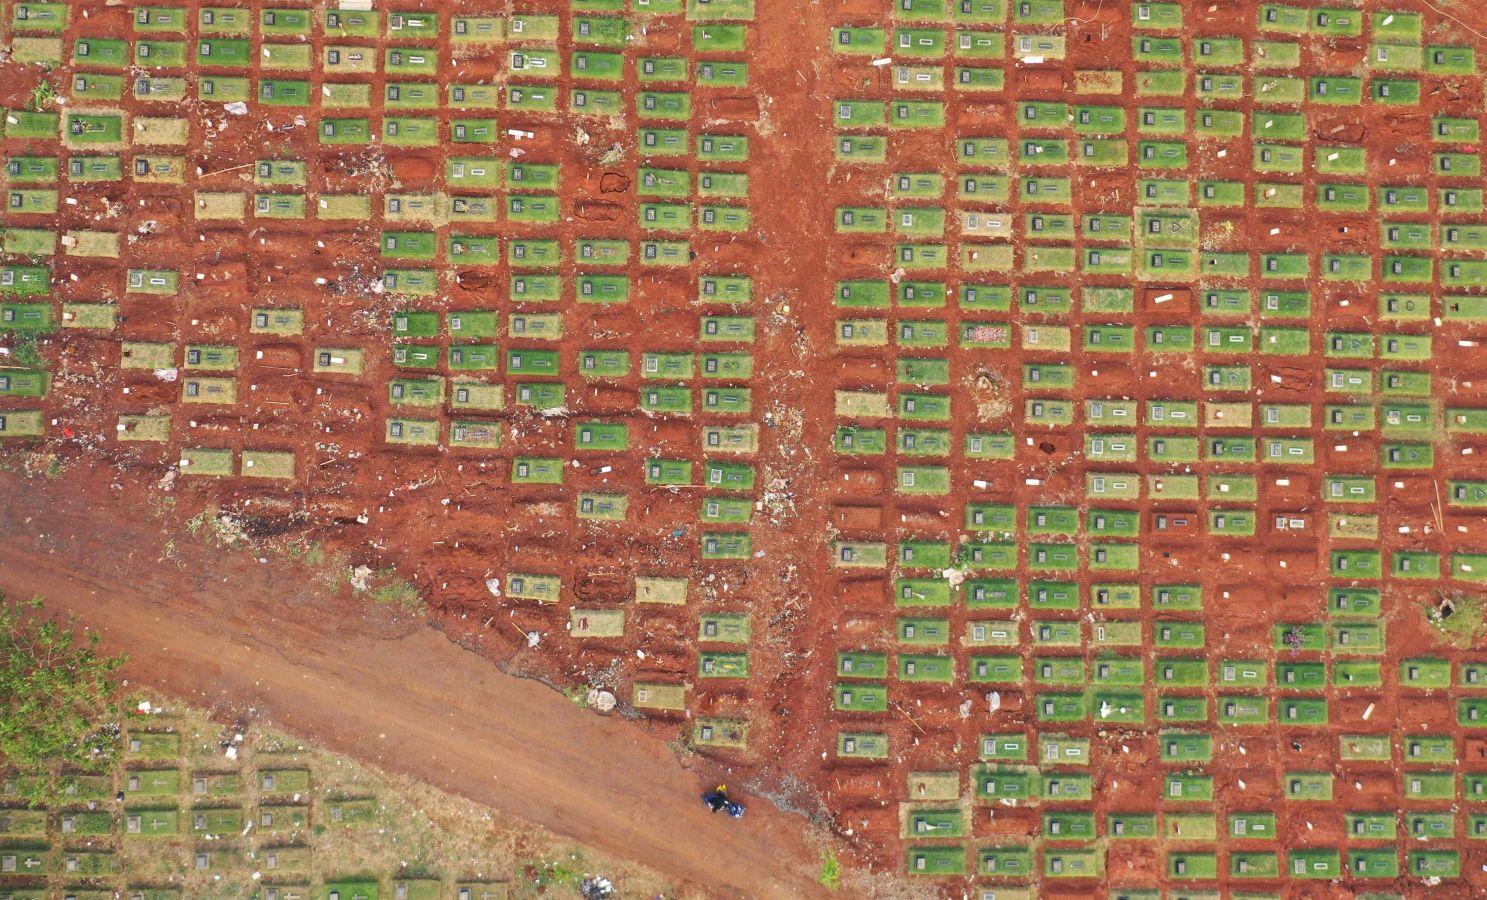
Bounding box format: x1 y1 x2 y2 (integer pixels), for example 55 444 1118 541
0 470 825 898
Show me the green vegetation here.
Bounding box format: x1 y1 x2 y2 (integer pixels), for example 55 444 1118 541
819 850 842 889
28 76 57 111
9 332 47 369
0 595 124 805
1428 591 1487 648
356 567 424 612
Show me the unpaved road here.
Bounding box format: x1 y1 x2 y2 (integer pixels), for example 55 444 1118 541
0 471 826 898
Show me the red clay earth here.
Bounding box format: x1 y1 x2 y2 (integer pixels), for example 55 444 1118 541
6 0 1487 895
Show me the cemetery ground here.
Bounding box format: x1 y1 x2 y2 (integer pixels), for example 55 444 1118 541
8 0 1487 895
1 696 678 899
0 468 832 898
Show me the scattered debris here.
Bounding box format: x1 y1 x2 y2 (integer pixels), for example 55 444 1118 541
349 565 374 592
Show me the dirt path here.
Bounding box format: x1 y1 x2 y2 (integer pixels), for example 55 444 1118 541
0 471 826 898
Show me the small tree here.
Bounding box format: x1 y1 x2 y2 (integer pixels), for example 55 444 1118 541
0 595 124 805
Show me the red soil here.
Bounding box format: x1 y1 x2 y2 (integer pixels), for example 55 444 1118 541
6 0 1487 893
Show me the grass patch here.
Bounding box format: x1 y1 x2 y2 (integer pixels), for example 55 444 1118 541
1427 590 1487 648
9 333 46 369
355 567 423 611
40 454 61 479
285 540 327 568
820 851 842 890
522 853 588 891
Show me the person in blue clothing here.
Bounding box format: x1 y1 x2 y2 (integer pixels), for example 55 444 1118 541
702 784 746 817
